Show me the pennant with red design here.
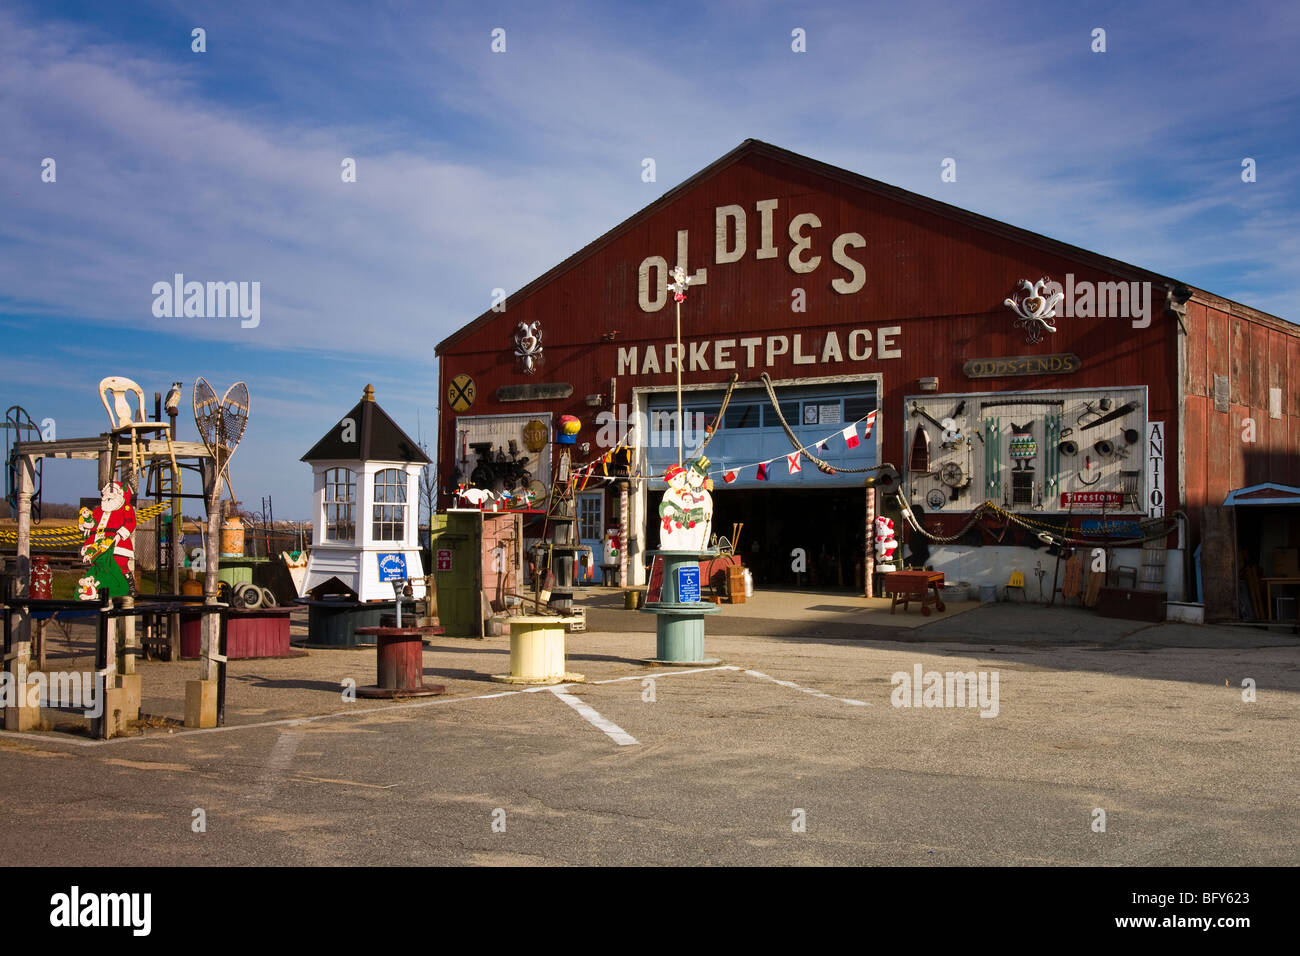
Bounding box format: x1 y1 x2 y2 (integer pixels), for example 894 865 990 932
756 463 769 481
842 424 860 449
787 452 801 474
862 409 878 439
723 469 739 484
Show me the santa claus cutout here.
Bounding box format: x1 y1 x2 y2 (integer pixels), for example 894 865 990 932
77 480 136 600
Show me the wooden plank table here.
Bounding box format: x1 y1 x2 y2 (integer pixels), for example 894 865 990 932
884 570 946 616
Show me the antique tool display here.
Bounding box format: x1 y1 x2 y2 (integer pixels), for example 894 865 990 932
1078 400 1137 431
909 387 1146 514
910 399 971 507
909 422 930 474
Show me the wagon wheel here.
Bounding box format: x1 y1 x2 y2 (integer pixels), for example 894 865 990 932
921 605 931 616
936 600 946 612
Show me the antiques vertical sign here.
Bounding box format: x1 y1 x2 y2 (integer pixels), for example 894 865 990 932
1146 421 1165 518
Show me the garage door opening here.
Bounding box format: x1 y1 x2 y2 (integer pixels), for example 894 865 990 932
647 486 866 590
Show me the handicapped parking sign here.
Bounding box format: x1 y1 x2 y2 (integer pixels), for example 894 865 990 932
677 565 700 603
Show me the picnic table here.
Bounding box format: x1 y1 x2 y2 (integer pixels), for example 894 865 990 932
884 570 946 616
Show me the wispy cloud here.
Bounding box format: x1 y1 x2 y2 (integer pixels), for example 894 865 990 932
3 0 1297 513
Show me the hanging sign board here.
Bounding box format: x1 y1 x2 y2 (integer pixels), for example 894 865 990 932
964 354 1081 378
497 383 573 402
435 549 453 572
377 552 408 582
1146 421 1165 518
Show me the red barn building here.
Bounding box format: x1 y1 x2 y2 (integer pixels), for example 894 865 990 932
436 140 1298 619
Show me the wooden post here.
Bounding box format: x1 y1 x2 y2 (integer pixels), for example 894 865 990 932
98 448 112 489
201 459 221 681
864 483 876 598
619 480 629 588
674 301 683 468
12 453 34 673
168 405 181 659
92 606 109 739
120 594 136 675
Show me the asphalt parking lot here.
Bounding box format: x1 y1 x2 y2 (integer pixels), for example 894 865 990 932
1 598 1297 866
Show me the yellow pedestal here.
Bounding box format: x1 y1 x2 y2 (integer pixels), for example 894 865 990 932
4 680 42 731
117 674 142 724
185 679 218 728
101 685 129 737
491 616 584 685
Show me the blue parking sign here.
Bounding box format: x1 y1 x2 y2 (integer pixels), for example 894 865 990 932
677 565 700 603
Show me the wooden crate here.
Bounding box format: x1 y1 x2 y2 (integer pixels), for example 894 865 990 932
726 566 747 604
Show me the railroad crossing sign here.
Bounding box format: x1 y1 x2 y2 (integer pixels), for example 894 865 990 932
448 374 476 412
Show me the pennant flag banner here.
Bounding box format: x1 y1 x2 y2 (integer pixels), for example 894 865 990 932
756 463 769 481
842 424 860 449
723 469 739 484
787 452 801 474
863 409 877 439
816 439 828 451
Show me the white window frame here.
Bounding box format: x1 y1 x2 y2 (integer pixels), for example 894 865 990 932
324 467 356 543
371 467 408 542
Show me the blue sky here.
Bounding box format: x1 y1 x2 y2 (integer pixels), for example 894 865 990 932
2 0 1296 519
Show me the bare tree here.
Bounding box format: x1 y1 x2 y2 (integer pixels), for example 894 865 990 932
419 441 437 529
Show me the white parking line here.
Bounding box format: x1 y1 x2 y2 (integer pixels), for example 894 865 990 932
549 687 639 746
0 662 861 749
743 669 869 706
254 730 303 800
591 665 740 684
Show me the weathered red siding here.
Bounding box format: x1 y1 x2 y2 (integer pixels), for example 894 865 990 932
436 142 1295 546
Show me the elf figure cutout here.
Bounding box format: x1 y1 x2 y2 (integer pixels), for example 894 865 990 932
77 480 136 600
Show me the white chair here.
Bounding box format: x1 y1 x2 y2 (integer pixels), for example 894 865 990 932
98 377 178 491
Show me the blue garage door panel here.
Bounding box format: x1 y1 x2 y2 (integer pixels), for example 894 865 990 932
645 382 877 489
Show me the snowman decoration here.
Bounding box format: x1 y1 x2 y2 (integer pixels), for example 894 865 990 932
874 515 899 572
659 455 713 551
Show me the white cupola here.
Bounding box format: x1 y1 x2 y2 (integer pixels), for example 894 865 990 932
300 384 430 601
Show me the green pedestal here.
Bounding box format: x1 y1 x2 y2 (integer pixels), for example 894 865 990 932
216 565 253 588
641 550 721 665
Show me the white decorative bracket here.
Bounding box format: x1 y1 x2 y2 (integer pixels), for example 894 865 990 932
1004 277 1063 344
